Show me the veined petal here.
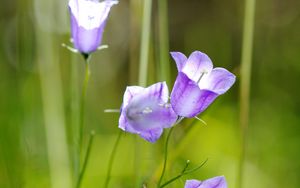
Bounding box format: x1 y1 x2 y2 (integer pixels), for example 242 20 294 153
139 128 163 143
142 81 169 103
199 176 227 188
182 51 213 83
122 86 145 108
125 82 177 131
185 180 202 188
171 73 218 117
119 86 148 132
200 67 236 95
69 0 118 53
185 176 227 188
69 0 118 30
170 51 188 71
118 110 136 132
70 15 106 53
119 82 177 142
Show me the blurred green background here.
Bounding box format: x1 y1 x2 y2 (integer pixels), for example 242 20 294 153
1 0 300 187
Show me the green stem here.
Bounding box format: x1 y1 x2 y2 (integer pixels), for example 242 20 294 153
79 57 91 153
138 0 152 87
157 127 174 187
135 0 152 186
160 161 190 188
104 131 123 188
158 0 170 85
76 131 95 188
159 159 208 188
238 0 256 187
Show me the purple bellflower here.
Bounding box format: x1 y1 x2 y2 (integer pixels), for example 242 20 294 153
185 176 227 188
68 0 118 54
170 51 236 118
118 82 178 142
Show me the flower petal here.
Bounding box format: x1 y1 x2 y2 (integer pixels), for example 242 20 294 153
70 14 106 53
139 128 163 143
145 81 169 103
200 67 236 95
199 176 227 188
119 82 177 142
170 51 188 71
118 110 136 132
69 0 118 30
182 51 213 83
119 86 146 131
171 73 218 117
69 0 118 53
126 82 177 131
122 86 145 108
185 180 202 188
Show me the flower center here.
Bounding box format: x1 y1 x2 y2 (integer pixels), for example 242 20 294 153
126 106 153 121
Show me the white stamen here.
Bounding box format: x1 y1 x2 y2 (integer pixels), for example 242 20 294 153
197 70 208 84
61 43 78 53
104 109 120 113
97 44 108 51
194 116 207 125
142 107 152 114
158 103 171 108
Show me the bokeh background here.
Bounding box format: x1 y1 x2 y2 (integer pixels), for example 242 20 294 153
1 0 300 187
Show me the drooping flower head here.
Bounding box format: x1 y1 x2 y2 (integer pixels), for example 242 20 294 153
119 82 178 142
170 51 236 118
185 176 227 188
68 0 118 54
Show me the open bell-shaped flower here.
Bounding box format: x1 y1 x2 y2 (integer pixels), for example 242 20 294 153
119 82 178 143
68 0 118 54
185 176 227 188
170 51 236 118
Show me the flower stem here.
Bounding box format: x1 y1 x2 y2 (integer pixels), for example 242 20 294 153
149 119 198 183
135 0 152 186
138 0 152 87
159 159 207 188
158 0 170 85
79 56 91 154
157 127 174 187
159 160 190 188
104 131 123 188
76 131 95 188
238 0 256 187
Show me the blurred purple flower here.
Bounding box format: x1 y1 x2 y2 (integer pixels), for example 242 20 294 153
170 51 236 118
185 176 227 188
119 82 178 142
68 0 118 54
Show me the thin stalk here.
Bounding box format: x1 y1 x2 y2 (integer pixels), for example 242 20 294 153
238 0 256 187
138 0 152 87
150 119 199 182
79 57 91 153
160 162 190 188
104 131 123 188
37 32 72 188
135 0 152 187
158 0 170 85
157 127 174 187
76 131 95 188
159 159 208 188
70 52 80 182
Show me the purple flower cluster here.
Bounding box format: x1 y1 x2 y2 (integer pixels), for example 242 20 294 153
119 51 236 142
68 2 234 187
67 1 235 144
